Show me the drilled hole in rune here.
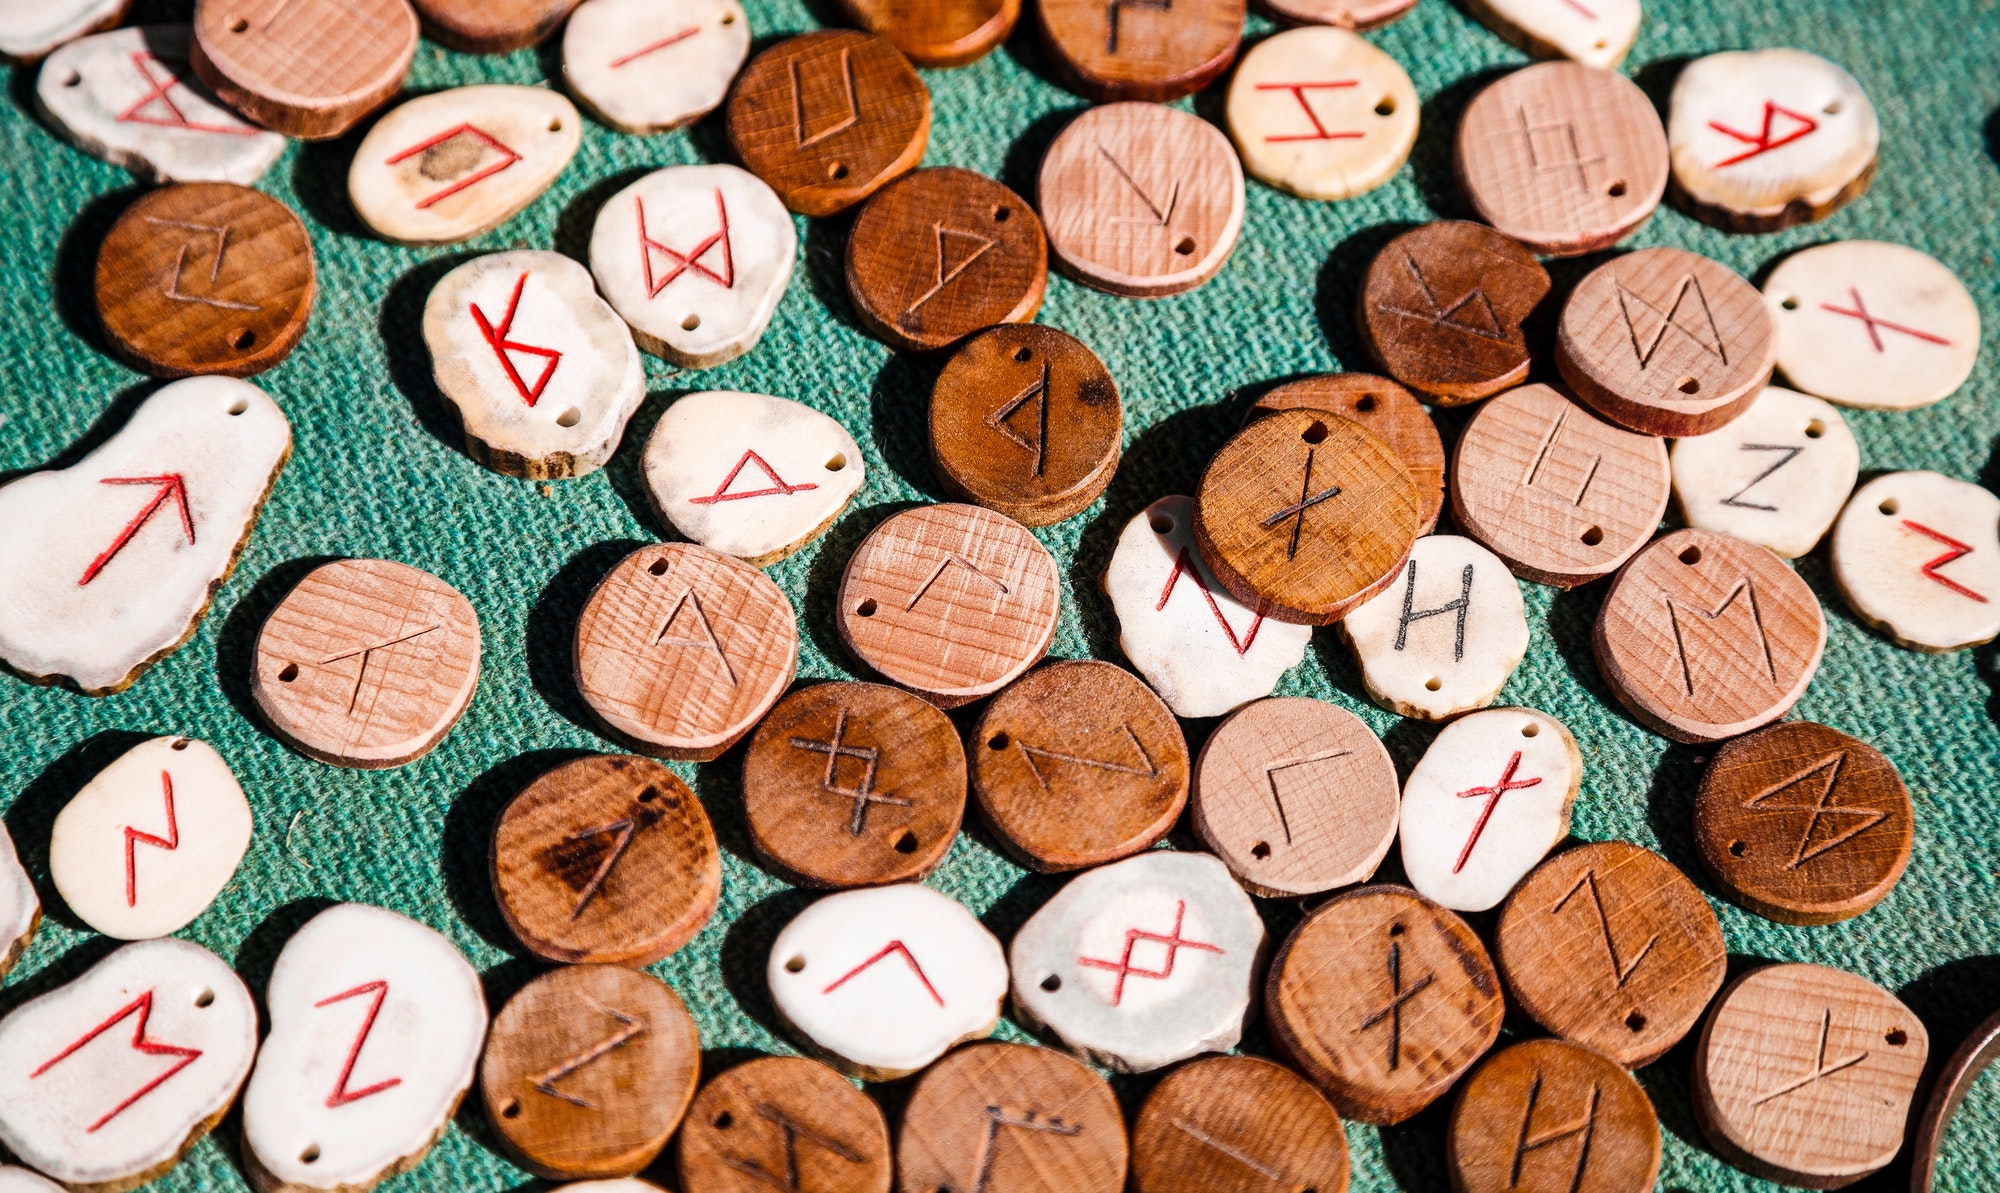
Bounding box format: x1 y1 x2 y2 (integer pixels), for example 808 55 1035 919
1149 513 1173 534
1389 922 1405 936
1014 346 1032 362
1581 526 1605 546
557 408 581 428
827 161 848 180
1626 1010 1647 1031
229 17 249 32
994 206 1010 222
195 989 215 1007
278 663 300 683
1805 420 1824 439
1606 179 1627 197
1174 237 1195 256
682 313 701 331
785 955 806 973
1302 420 1328 444
300 1145 321 1163
894 832 918 854
1520 722 1539 738
1677 377 1701 395
229 398 249 415
857 598 878 617
1041 974 1061 992
1355 395 1377 413
230 328 255 350
1728 840 1747 857
1424 678 1441 692
171 738 191 751
714 1111 735 1128
649 558 670 576
1679 546 1702 566
1879 499 1899 516
1374 98 1395 116
1251 841 1271 860
826 454 847 471
1887 1028 1907 1045
1781 296 1799 310
639 786 659 803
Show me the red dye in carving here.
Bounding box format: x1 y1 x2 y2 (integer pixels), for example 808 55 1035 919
1903 520 1989 603
470 272 562 407
1818 287 1952 353
33 991 203 1132
1254 81 1363 143
315 981 403 1107
80 474 194 586
821 941 945 1007
1156 546 1264 655
385 124 522 209
124 770 181 909
609 25 700 68
1452 750 1543 874
117 52 257 135
638 189 735 296
1075 901 1224 1006
688 449 819 505
1707 101 1818 168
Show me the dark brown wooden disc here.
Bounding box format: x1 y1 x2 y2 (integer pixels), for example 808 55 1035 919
480 963 700 1180
190 0 419 139
837 0 1019 67
1912 1007 2000 1193
1130 1055 1350 1193
96 182 315 379
414 0 578 51
724 30 930 218
970 659 1188 872
897 1043 1127 1193
491 754 722 966
741 680 968 888
1246 374 1445 535
1447 1039 1662 1193
678 1056 894 1193
1695 721 1913 925
930 324 1121 528
845 167 1048 353
1358 220 1550 406
1033 0 1244 102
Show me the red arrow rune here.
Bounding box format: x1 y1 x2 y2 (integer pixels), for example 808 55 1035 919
33 991 203 1132
821 940 945 1007
1819 287 1953 353
1708 101 1818 168
124 770 181 908
316 980 402 1107
80 474 195 586
385 124 522 209
1453 751 1543 874
1903 520 1988 602
638 189 734 297
609 24 700 68
1076 900 1224 1006
1254 81 1362 142
118 52 257 135
1156 546 1264 655
688 449 819 505
470 272 561 407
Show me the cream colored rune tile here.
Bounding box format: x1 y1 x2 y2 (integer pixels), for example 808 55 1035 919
0 823 37 982
348 85 581 245
1224 27 1418 201
562 0 749 134
1462 0 1640 69
1832 472 2000 653
0 1168 62 1192
423 250 645 481
1340 534 1529 720
0 0 123 60
589 163 797 368
1672 387 1857 558
0 376 290 696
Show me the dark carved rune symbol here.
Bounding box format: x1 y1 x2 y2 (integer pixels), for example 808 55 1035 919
1750 1008 1870 1107
318 623 444 715
971 1106 1084 1193
653 587 738 687
533 1002 646 1109
906 225 996 317
80 474 195 586
1512 106 1608 193
1453 751 1543 874
563 817 639 919
1359 939 1434 1072
790 707 911 834
1254 80 1362 143
1510 1070 1602 1189
1523 406 1603 508
790 47 858 146
638 189 735 296
1903 520 1988 602
1552 870 1657 987
1742 750 1887 868
905 553 1010 612
124 770 180 908
1663 578 1777 695
1383 253 1509 342
1260 748 1351 846
689 449 819 505
721 1103 867 1192
987 362 1051 476
1168 1119 1289 1183
1076 900 1223 1005
1156 546 1265 655
1261 447 1341 560
1395 559 1474 660
1615 274 1727 368
1097 143 1179 228
385 123 522 209
1014 724 1159 790
33 990 203 1133
1104 0 1170 53
1720 444 1803 511
317 980 402 1108
147 218 260 312
471 272 562 407
1708 101 1819 168
821 940 945 1007
1819 286 1952 353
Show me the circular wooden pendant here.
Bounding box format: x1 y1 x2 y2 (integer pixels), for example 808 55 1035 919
930 324 1121 528
1130 1055 1350 1193
491 754 722 966
1225 26 1420 202
836 0 1017 67
1257 0 1413 28
1447 1039 1660 1193
414 0 576 51
96 182 315 378
190 0 418 139
1033 0 1242 101
678 1056 894 1193
1913 1009 2000 1193
1358 221 1550 405
896 1043 1126 1193
1246 373 1444 534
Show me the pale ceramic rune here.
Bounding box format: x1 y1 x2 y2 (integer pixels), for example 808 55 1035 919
554 1183 664 1193
1010 851 1266 1074
768 884 1007 1081
1399 707 1581 912
1462 0 1639 69
0 939 255 1190
0 825 36 979
241 903 487 1193
0 1168 61 1192
1224 26 1418 201
1831 471 2000 653
348 85 581 245
422 250 645 480
562 0 749 134
1339 534 1528 720
49 736 252 941
0 376 289 696
0 0 123 59
1671 386 1858 559
1764 240 1982 411
641 390 865 566
588 163 796 368
1102 496 1311 719
37 26 287 184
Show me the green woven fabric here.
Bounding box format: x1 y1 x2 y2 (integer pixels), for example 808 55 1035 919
2 0 1998 1188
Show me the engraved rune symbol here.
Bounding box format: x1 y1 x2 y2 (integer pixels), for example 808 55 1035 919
1168 1119 1289 1184
1254 80 1362 143
470 272 562 407
1664 578 1777 696
1709 101 1819 168
1902 520 1988 602
1359 940 1434 1071
317 623 444 715
1819 287 1953 352
32 990 203 1133
987 362 1051 476
1720 444 1803 511
1514 106 1607 192
721 1103 868 1192
1510 1070 1602 1189
653 587 739 687
316 980 402 1108
533 1002 646 1109
1615 274 1728 368
972 1107 1084 1193
609 24 699 68
821 940 945 1007
1750 1008 1871 1107
385 123 522 210
1075 900 1223 1005
1453 750 1543 874
564 817 638 919
906 225 997 316
1523 406 1603 508
1552 870 1657 987
689 449 820 504
148 218 260 312
1104 0 1170 53
1261 748 1352 846
1743 750 1887 868
905 553 1010 612
1157 546 1265 655
1015 724 1159 790
1395 559 1474 661
1382 252 1509 342
80 473 195 586
637 190 735 296
1097 143 1179 228
791 48 859 146
1261 448 1341 560
790 707 910 835
118 52 256 135
124 770 181 909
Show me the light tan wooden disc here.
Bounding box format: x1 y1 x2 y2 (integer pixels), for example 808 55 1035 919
1447 1039 1661 1193
189 0 418 139
1246 374 1444 534
1129 1055 1350 1193
677 1056 893 1193
1223 26 1420 203
896 1042 1127 1193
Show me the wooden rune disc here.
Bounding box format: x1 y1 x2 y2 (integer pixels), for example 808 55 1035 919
491 754 722 966
1257 0 1415 29
1194 407 1419 625
836 503 1061 707
845 167 1048 353
96 183 315 379
836 0 1017 67
1034 0 1242 101
1694 721 1913 925
1556 247 1778 437
969 659 1189 872
897 1043 1127 1193
1036 102 1245 298
1454 61 1669 257
1358 221 1550 406
1593 529 1825 744
1266 884 1504 1125
1495 841 1727 1068
1447 1039 1661 1193
725 30 930 218
251 558 480 769
413 0 577 51
574 543 798 761
929 324 1121 528
1130 1055 1349 1193
1245 374 1444 535
479 964 701 1180
741 680 968 888
1693 963 1927 1188
190 0 418 140
678 1056 893 1193
1449 383 1671 588
1912 1007 2000 1193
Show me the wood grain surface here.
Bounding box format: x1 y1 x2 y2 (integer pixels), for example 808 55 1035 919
1033 0 1243 101
1257 0 1414 28
896 1042 1127 1193
414 0 579 52
1446 1038 1661 1193
1246 373 1445 534
1694 721 1913 925
1911 1007 2000 1193
190 0 418 138
677 1055 893 1193
741 680 967 887
490 754 722 965
1129 1054 1350 1193
96 182 314 378
836 0 1018 67
1358 220 1549 405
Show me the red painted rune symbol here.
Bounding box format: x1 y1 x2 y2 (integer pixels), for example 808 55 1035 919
1819 287 1953 353
1254 81 1362 143
689 450 819 505
385 124 522 209
610 24 700 68
117 52 256 135
1076 901 1224 1006
33 991 203 1133
124 770 181 909
1452 751 1543 874
638 190 734 297
470 272 561 407
1560 0 1598 15
1903 520 1988 603
79 474 194 586
316 981 402 1108
1708 101 1819 168
822 941 946 1007
1156 546 1263 655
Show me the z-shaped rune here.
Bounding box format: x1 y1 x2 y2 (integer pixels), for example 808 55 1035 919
905 553 1010 612
118 52 256 134
32 990 203 1133
654 588 739 687
1514 106 1606 190
1382 252 1508 341
1720 444 1803 511
609 24 699 68
316 980 402 1107
1615 274 1727 368
790 707 910 835
1903 520 1989 602
1744 751 1887 868
470 272 561 407
1016 724 1159 790
532 1002 646 1109
1261 748 1351 846
1157 546 1265 655
1818 287 1952 353
689 449 819 504
1524 407 1603 507
1359 940 1433 1071
1510 1070 1601 1189
821 940 946 1007
318 624 443 715
1665 578 1777 695
124 770 181 909
1261 448 1340 561
1104 0 1171 53
906 225 996 316
148 219 260 312
973 1107 1084 1193
1552 870 1657 987
1453 750 1543 874
1751 1008 1870 1107
791 48 858 146
1076 901 1223 1006
1708 101 1818 168
1169 1119 1288 1183
1254 80 1362 142
722 1104 867 1192
564 816 638 918
638 189 735 296
384 124 523 210
1097 143 1179 227
80 474 194 586
986 362 1051 476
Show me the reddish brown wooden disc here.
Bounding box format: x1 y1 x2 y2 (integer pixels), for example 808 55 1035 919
1447 1039 1661 1193
414 0 577 51
1257 0 1414 27
1033 0 1244 102
190 0 419 139
1247 374 1444 534
836 0 1019 67
678 1056 894 1193
897 1043 1127 1193
1912 1008 2000 1193
1130 1055 1350 1193
1358 220 1550 406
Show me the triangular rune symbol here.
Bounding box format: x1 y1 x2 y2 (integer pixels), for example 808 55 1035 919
905 225 997 316
1615 275 1728 368
653 589 739 687
687 450 818 505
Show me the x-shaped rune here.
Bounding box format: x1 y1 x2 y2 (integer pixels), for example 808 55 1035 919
1261 447 1340 560
789 708 911 835
1819 286 1953 353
